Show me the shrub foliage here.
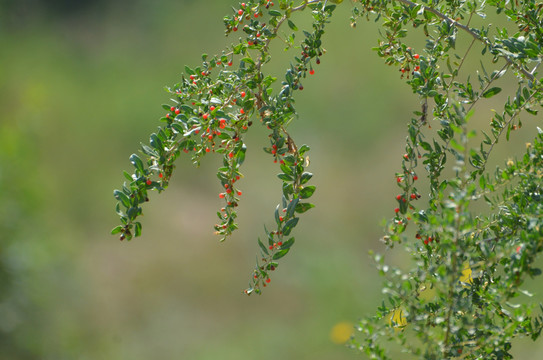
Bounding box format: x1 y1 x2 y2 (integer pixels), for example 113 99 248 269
113 1 543 357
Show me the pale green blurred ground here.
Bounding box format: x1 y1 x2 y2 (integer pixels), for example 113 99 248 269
1 1 542 359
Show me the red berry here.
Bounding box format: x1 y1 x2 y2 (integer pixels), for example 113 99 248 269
175 109 180 114
228 152 234 158
396 195 402 200
219 193 225 198
410 194 417 199
240 109 245 114
266 278 271 283
146 179 152 185
247 41 254 46
269 245 273 250
414 54 420 59
254 13 258 18
424 239 429 245
413 175 418 180
241 2 246 7
237 191 242 196
309 69 315 75
206 148 211 153
203 113 209 120
233 27 238 32
404 153 409 160
210 106 215 111
228 61 233 66
397 177 403 183
277 241 282 246
240 91 246 98
166 114 170 119
159 173 163 178
394 208 400 213
170 106 175 111
279 216 284 222
238 9 243 15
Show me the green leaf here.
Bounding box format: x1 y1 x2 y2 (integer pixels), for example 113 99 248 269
141 144 159 157
150 134 164 153
282 217 299 236
237 144 247 165
280 237 295 249
134 222 142 237
300 186 316 199
482 87 502 98
123 171 133 182
129 154 145 173
420 141 432 151
287 19 298 31
184 65 195 75
272 249 289 260
258 238 269 255
298 144 310 156
300 172 313 184
269 9 282 17
295 202 315 213
286 197 299 219
280 163 293 175
111 225 123 235
241 57 255 66
114 190 131 208
278 173 293 181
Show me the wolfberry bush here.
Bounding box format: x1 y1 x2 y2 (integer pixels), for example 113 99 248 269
113 0 543 358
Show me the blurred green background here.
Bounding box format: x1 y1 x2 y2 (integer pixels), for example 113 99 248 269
1 1 542 359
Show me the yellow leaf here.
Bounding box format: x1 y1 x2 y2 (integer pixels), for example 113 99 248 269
459 263 473 286
388 308 407 329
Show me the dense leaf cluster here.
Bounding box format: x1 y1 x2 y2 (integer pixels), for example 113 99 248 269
113 0 331 294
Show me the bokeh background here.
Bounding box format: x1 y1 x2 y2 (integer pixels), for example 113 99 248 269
1 0 543 359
